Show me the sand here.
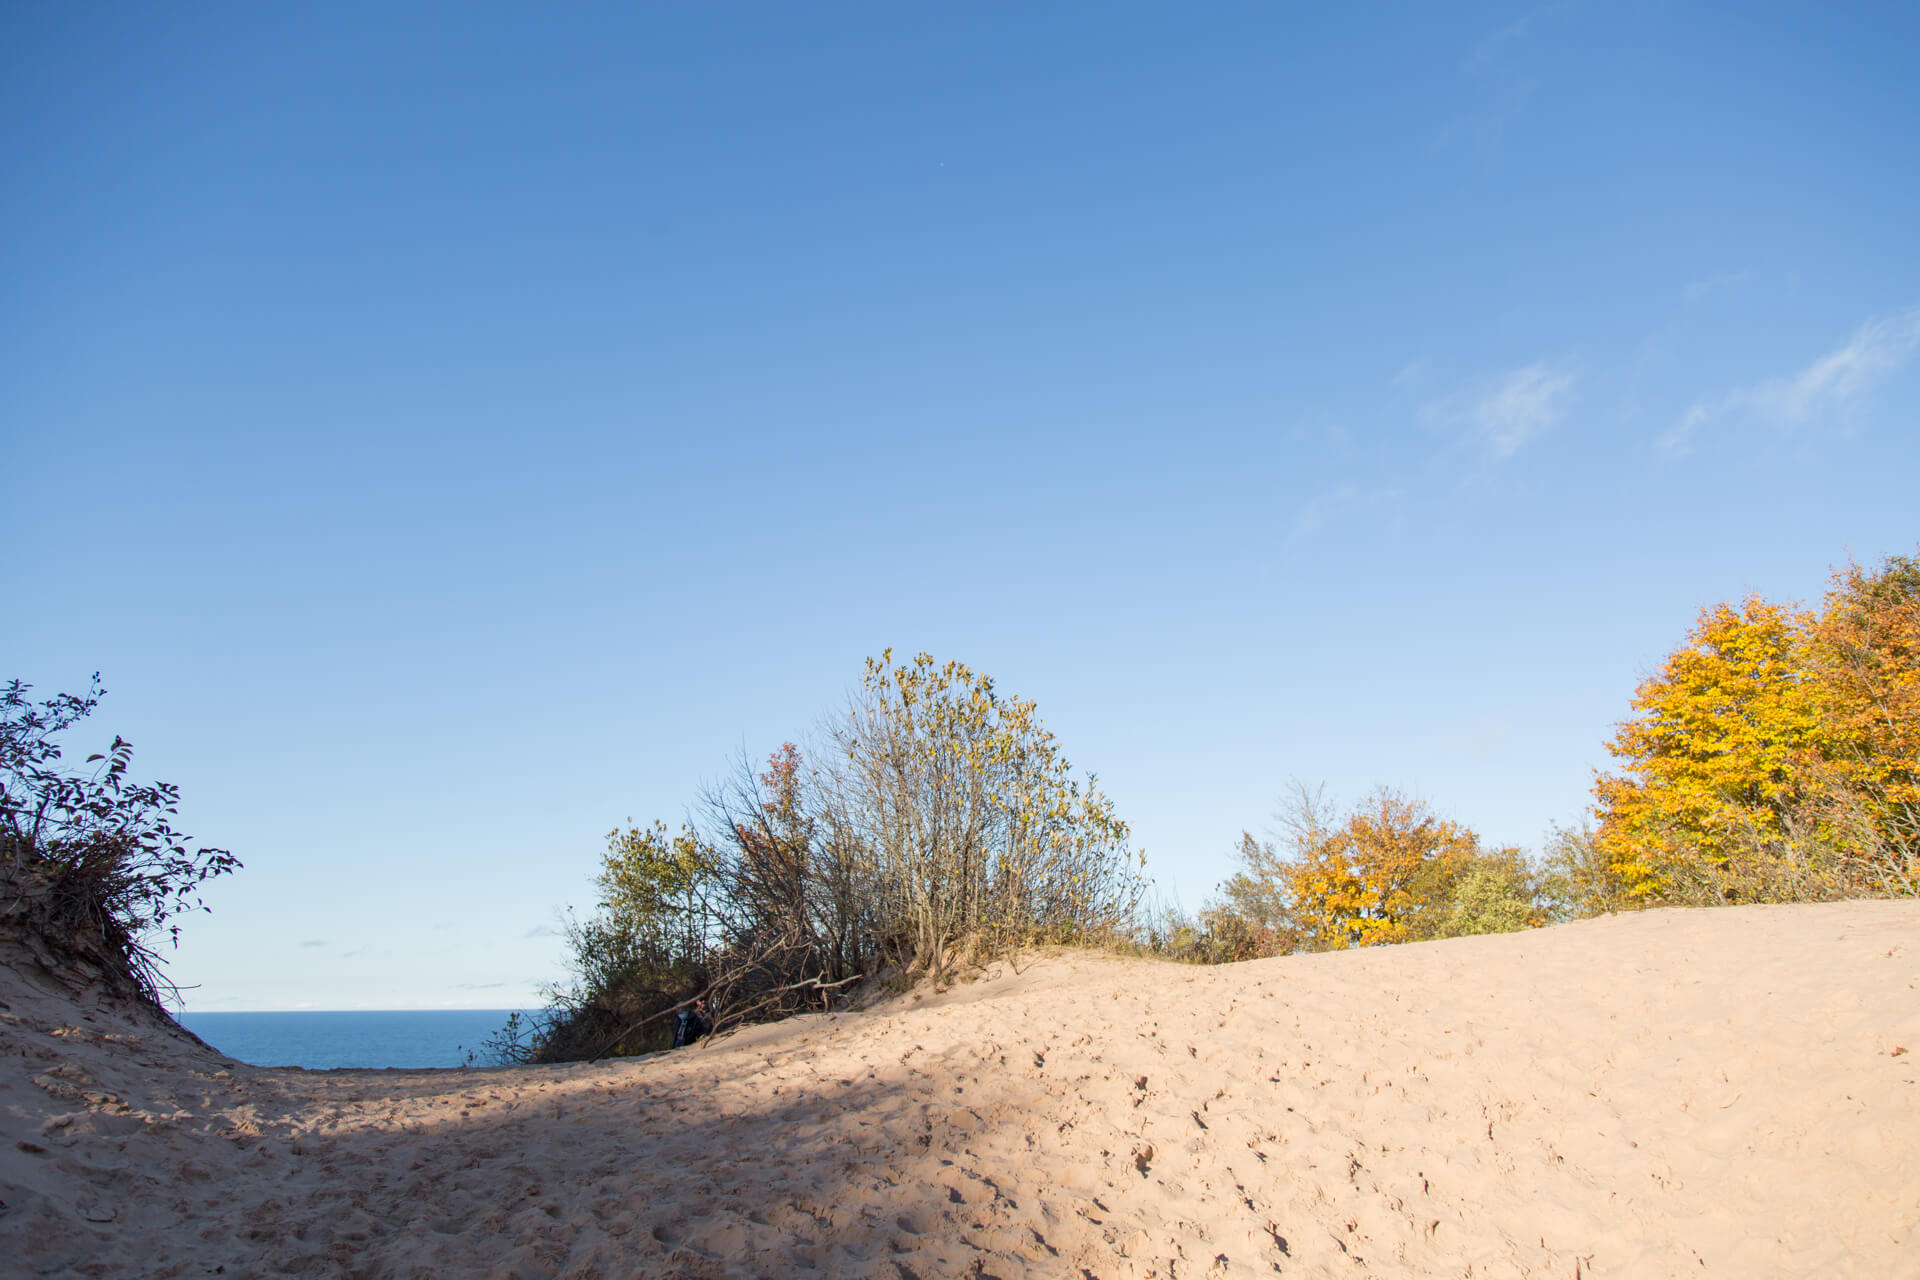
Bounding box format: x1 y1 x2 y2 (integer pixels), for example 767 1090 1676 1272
3 900 1917 1278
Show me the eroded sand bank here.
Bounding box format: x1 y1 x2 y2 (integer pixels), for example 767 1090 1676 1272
4 901 1917 1278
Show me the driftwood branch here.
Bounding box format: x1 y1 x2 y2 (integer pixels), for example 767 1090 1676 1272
585 964 862 1065
705 973 862 1043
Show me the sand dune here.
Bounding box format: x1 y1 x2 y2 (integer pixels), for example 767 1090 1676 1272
3 901 1917 1278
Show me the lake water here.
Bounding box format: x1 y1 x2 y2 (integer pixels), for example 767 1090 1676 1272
176 1009 537 1070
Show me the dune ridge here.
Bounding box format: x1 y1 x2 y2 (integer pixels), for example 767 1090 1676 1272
3 901 1917 1278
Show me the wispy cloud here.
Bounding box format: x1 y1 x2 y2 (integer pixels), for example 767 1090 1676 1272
1465 2 1573 74
1289 484 1402 539
1662 307 1920 454
298 939 327 949
1441 5 1572 160
522 923 562 940
1424 363 1578 458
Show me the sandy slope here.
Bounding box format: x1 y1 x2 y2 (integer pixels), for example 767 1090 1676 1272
2 902 1917 1279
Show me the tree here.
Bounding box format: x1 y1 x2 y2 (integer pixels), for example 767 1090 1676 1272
1535 820 1628 919
1192 780 1332 959
1198 831 1304 961
521 654 1147 1060
595 819 713 965
1804 553 1920 882
818 651 1145 969
1284 788 1496 949
1204 783 1540 955
1593 552 1920 904
1439 859 1540 937
1593 596 1825 900
703 742 855 979
1 677 239 1005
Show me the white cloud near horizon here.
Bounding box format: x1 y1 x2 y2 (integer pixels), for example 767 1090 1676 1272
1662 306 1920 454
1424 363 1578 458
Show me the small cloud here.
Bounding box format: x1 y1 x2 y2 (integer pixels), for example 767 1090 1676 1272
1663 306 1920 454
522 923 562 940
298 939 327 949
1391 360 1426 389
1682 268 1754 304
1424 363 1577 458
454 982 507 991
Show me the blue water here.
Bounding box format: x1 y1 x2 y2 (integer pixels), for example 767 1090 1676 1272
176 1009 538 1070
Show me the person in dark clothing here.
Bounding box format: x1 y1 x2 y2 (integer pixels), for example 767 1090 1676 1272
672 996 709 1048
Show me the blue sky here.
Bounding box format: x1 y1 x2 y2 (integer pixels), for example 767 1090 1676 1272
5 3 1915 1010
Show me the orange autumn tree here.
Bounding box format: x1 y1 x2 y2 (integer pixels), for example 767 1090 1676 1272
1278 787 1532 950
1804 554 1920 855
1594 551 1920 903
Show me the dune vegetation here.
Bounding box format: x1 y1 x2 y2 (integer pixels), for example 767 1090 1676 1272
511 549 1919 1064
1 677 239 1010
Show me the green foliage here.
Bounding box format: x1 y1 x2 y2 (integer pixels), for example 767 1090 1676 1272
1 677 239 1005
514 820 721 1061
822 650 1146 966
523 653 1147 1061
596 819 712 960
1535 821 1629 920
1134 898 1275 966
1438 865 1537 938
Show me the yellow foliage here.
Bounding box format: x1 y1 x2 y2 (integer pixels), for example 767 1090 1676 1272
1594 551 1920 902
1283 789 1491 950
1595 596 1824 898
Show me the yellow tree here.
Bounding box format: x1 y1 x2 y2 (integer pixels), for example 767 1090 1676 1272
1284 789 1486 950
1594 596 1826 899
